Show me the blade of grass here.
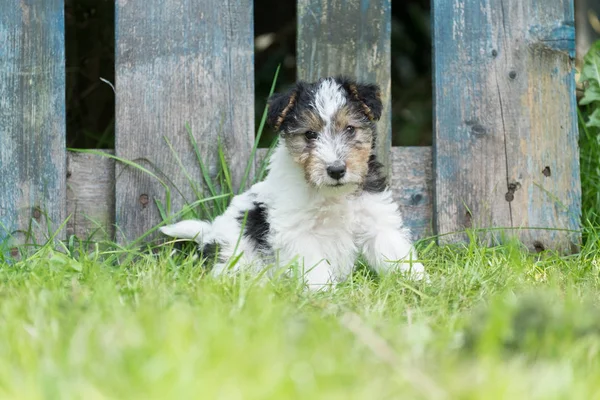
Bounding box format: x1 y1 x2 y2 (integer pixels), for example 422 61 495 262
239 65 281 191
256 139 279 182
185 123 218 199
68 148 172 216
217 137 233 197
163 135 202 206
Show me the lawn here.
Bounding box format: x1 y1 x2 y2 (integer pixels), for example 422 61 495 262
1 39 599 400
2 235 600 399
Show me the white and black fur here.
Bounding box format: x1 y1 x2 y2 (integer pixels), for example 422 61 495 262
160 77 426 289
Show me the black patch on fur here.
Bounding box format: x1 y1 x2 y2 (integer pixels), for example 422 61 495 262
267 77 383 134
266 90 293 130
363 155 387 193
201 241 219 261
171 240 199 258
335 76 383 121
237 202 271 251
266 81 313 133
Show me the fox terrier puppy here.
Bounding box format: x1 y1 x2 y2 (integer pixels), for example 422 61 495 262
160 77 426 289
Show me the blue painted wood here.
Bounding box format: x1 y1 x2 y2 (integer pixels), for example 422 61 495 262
0 1 66 250
296 0 392 169
390 147 433 241
432 0 581 252
115 0 255 242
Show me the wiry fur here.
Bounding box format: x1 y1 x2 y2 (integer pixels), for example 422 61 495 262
161 77 426 289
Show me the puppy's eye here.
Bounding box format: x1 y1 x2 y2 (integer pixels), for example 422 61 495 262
305 131 318 140
345 126 356 136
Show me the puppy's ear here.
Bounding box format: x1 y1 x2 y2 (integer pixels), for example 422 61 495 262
267 88 298 132
340 79 384 121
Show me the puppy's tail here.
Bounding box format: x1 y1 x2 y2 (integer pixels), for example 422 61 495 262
160 220 212 245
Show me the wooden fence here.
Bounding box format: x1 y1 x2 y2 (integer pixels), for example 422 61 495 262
0 0 581 254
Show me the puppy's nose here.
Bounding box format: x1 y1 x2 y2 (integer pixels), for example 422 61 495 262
326 162 346 180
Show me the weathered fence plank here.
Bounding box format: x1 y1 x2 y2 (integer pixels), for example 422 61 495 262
0 1 66 248
66 148 433 242
115 0 255 243
67 151 115 241
391 147 433 241
432 0 581 251
297 0 392 169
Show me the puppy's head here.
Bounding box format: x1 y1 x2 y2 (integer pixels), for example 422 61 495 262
267 77 383 194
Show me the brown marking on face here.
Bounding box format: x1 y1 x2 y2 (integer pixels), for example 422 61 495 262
345 136 372 183
333 107 366 133
283 109 326 184
332 107 374 183
284 132 323 187
286 110 325 136
304 151 323 185
284 104 376 188
301 110 325 133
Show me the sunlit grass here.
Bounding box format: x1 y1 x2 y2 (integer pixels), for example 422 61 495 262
1 237 600 399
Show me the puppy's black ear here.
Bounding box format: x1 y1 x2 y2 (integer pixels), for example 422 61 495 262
339 78 383 121
267 88 298 132
354 83 383 121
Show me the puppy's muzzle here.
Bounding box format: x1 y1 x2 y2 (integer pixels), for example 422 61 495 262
326 161 346 180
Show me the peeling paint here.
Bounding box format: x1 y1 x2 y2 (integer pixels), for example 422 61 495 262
0 1 66 248
433 0 581 252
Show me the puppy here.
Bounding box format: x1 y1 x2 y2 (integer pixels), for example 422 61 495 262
161 77 426 289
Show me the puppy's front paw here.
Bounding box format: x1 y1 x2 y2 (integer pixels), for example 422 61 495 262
399 261 429 283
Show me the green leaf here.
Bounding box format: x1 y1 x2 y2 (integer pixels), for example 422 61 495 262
580 40 600 128
586 108 600 129
580 90 600 107
580 41 600 95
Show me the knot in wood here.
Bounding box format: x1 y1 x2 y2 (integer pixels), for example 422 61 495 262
139 194 150 208
465 120 486 138
411 193 423 205
542 166 551 177
464 210 473 228
533 240 545 253
505 182 521 202
10 247 19 258
470 124 486 137
32 207 42 220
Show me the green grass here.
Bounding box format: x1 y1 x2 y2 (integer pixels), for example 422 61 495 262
580 40 600 229
2 41 600 400
2 238 600 399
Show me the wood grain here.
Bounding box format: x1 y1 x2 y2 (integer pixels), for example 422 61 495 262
432 0 581 252
390 147 433 241
115 0 255 243
67 151 115 241
296 0 392 170
63 148 433 242
0 1 66 249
